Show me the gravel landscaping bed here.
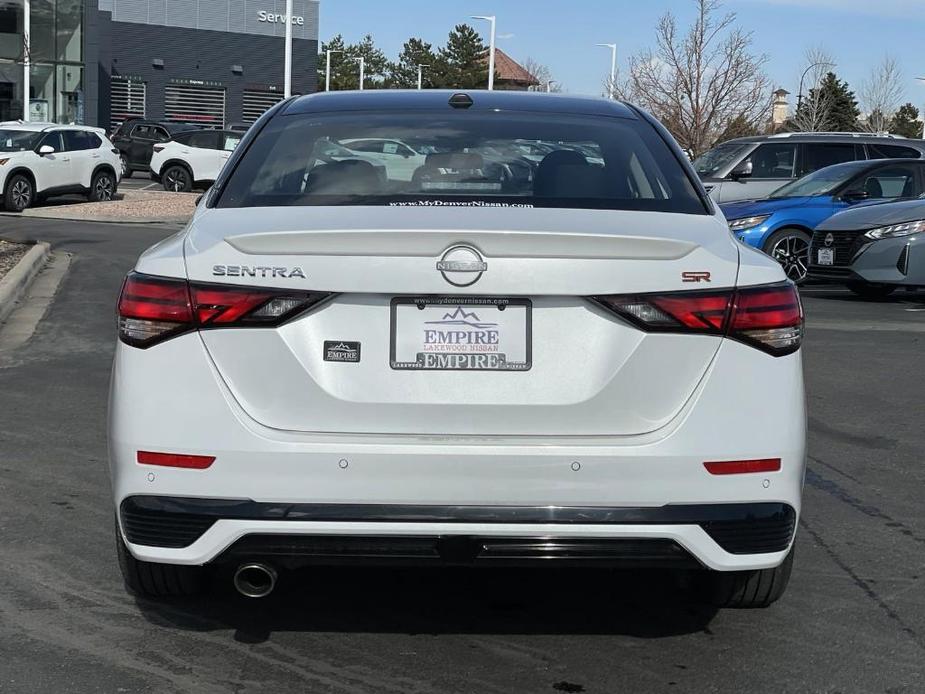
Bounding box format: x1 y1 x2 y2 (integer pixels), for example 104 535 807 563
0 240 30 284
17 190 198 223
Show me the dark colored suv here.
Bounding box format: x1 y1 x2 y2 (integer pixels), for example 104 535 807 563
111 120 202 177
694 133 925 202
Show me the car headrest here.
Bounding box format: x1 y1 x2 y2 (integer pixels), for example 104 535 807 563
424 152 484 170
306 159 380 195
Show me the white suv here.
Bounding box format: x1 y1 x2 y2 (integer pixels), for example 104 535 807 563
150 129 242 192
0 121 122 211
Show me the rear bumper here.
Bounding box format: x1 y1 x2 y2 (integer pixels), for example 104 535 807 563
110 334 806 573
120 496 795 571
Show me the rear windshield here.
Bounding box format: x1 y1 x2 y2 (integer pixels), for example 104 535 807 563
215 111 707 214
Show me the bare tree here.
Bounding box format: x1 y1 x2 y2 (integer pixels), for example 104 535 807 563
622 0 770 157
522 57 562 92
789 47 836 132
859 56 903 133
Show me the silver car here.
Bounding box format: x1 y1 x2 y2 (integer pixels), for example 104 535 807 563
809 197 925 297
694 133 925 203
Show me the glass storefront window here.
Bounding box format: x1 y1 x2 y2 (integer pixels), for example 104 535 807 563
56 0 82 62
0 1 83 123
30 63 54 120
56 63 82 123
0 1 23 61
31 0 55 63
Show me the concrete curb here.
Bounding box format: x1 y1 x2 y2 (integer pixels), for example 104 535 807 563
0 211 190 225
0 242 51 326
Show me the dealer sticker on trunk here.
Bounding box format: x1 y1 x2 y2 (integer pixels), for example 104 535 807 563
390 297 532 371
324 341 361 363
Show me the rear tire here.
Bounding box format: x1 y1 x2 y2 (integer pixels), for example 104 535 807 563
120 154 132 178
846 281 897 300
700 547 794 608
763 228 811 285
3 173 34 212
115 520 205 597
88 170 116 202
163 164 193 192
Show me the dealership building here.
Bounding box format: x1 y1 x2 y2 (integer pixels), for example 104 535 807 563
0 0 319 130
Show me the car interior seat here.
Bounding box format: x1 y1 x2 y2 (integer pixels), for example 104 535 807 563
534 150 608 198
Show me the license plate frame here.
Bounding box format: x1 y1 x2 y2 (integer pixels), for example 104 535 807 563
817 248 835 266
390 297 532 371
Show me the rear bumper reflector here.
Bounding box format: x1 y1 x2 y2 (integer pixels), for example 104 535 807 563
136 451 216 469
703 458 781 475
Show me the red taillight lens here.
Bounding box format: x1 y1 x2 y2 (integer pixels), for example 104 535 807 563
704 458 781 475
118 272 330 348
137 450 216 469
118 274 193 347
593 282 803 356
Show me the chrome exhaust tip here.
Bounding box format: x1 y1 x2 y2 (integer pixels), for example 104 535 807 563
233 563 277 598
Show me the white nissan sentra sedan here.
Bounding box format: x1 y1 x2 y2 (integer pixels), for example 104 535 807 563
110 91 805 607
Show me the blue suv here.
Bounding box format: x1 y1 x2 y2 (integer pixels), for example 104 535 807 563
720 159 925 283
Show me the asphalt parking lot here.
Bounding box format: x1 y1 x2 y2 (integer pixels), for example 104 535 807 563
0 217 923 694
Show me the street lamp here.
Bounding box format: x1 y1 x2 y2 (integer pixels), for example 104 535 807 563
545 80 558 93
596 43 617 100
416 64 428 90
356 56 365 91
283 0 293 98
471 15 496 90
324 49 340 92
797 61 835 111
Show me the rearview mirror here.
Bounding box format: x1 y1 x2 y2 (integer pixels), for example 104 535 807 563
729 160 753 181
38 144 55 155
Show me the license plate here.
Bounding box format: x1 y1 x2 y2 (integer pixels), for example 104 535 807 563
390 297 532 371
817 248 834 265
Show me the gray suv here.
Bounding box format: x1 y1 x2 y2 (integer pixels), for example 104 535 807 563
694 132 925 202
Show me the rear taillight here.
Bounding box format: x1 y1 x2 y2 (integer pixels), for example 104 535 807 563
118 272 330 348
593 282 803 356
152 144 166 153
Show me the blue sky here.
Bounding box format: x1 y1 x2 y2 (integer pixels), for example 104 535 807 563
320 0 925 111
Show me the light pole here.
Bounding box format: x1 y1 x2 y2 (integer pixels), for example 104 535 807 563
797 61 834 111
545 80 558 93
325 49 340 91
416 64 428 90
282 0 293 97
472 15 496 90
356 56 365 90
596 43 617 99
23 0 30 120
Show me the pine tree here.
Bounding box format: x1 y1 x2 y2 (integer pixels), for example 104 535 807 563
792 72 860 132
346 35 390 90
317 35 349 91
388 38 439 89
317 34 389 90
438 24 488 89
890 103 923 138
